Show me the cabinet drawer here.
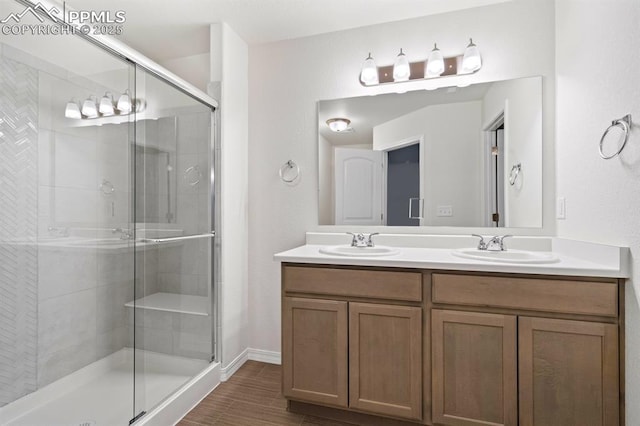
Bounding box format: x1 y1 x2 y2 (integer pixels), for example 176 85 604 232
432 274 617 317
284 266 422 302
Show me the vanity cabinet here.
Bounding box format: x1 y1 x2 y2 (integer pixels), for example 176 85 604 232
281 265 624 426
282 265 424 422
431 273 621 426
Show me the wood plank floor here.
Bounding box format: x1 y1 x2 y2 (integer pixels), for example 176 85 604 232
178 361 356 426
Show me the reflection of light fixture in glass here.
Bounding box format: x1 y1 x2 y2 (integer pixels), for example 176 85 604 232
99 92 115 115
81 96 98 118
425 43 445 78
326 118 351 132
360 53 379 86
462 38 482 72
117 90 132 113
392 49 411 82
64 99 81 119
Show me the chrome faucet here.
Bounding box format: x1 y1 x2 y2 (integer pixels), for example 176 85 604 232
472 234 512 251
347 232 379 248
112 227 134 240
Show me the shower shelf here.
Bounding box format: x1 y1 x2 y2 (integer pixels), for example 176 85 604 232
125 292 209 316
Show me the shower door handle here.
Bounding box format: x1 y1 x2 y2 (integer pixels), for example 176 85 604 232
139 230 215 243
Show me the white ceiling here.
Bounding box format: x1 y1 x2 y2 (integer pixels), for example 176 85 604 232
66 0 509 61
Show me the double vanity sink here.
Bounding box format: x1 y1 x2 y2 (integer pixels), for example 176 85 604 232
318 244 559 264
275 233 628 426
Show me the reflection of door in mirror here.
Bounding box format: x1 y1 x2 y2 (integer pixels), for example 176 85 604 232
386 144 420 226
334 148 383 225
484 115 505 227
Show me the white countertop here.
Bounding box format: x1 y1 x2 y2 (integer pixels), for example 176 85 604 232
274 234 630 278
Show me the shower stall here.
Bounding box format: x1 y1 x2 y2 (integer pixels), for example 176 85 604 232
0 1 219 424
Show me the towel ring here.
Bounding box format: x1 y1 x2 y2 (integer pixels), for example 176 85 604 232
509 163 521 186
279 160 300 183
599 114 632 160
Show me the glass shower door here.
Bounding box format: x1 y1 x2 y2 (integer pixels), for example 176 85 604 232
132 66 214 419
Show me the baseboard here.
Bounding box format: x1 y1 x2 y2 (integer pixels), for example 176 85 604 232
220 348 249 381
248 348 281 365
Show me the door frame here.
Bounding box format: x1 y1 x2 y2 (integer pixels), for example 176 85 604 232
482 110 506 227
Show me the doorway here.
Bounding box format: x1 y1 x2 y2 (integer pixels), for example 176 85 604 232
386 144 420 226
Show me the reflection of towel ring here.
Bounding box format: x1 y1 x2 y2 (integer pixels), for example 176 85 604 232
99 179 115 195
509 163 521 186
599 114 632 160
184 165 202 186
279 160 300 183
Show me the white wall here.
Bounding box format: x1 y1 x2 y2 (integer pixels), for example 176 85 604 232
160 53 210 94
483 77 542 227
248 0 555 355
211 23 250 368
374 101 483 226
555 0 640 422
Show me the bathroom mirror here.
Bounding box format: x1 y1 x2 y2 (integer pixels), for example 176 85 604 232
318 76 542 228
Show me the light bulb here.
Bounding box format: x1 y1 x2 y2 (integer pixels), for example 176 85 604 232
360 53 379 86
462 38 482 72
81 96 98 118
392 49 411 82
326 118 351 132
99 92 115 115
64 99 81 119
117 90 132 113
425 43 445 78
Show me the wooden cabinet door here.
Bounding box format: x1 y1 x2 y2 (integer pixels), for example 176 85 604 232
432 309 517 426
282 297 348 407
349 302 422 420
519 317 619 426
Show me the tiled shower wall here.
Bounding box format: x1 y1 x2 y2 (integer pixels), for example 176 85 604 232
0 54 39 406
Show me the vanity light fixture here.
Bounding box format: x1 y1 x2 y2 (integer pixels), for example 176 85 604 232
359 39 482 86
65 89 142 120
64 99 82 119
425 44 445 78
326 118 351 133
81 96 98 118
98 92 115 115
360 53 379 86
392 49 411 82
116 89 132 113
462 38 482 72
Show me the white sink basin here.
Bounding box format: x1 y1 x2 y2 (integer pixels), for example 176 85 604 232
452 248 559 264
319 245 400 257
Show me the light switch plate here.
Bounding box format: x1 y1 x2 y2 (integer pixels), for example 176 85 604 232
556 197 566 219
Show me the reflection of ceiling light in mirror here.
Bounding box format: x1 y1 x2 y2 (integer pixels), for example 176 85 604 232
425 43 445 77
360 53 379 85
462 38 482 72
99 92 115 115
64 99 81 119
326 118 351 132
117 90 132 113
392 49 410 82
81 96 98 118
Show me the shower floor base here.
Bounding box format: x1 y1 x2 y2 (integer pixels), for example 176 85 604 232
1 348 211 426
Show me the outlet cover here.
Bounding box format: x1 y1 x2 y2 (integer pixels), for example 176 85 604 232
437 205 453 217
